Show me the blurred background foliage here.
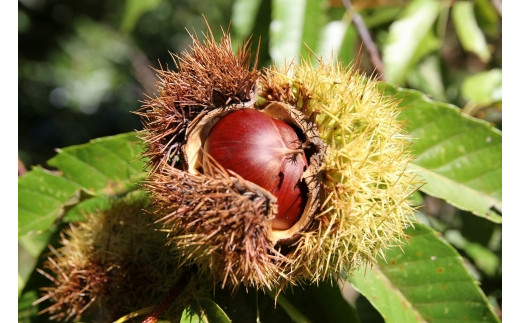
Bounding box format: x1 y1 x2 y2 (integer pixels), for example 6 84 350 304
19 0 502 320
19 0 501 169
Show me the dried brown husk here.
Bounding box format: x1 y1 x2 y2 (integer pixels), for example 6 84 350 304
145 96 327 290
136 28 260 172
146 163 290 290
138 26 327 291
184 101 324 244
256 60 417 283
140 26 415 294
34 193 204 322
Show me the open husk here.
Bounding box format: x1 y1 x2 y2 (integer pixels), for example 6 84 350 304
139 27 417 292
34 192 203 322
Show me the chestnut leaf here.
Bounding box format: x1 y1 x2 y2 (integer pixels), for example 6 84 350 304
18 132 146 296
384 84 502 223
180 298 231 323
18 132 145 236
348 223 500 323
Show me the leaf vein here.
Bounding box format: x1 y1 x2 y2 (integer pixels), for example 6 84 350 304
427 142 501 173
414 130 474 159
18 187 68 204
97 143 142 174
59 151 113 181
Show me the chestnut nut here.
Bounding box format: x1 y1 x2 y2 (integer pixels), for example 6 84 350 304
204 108 308 230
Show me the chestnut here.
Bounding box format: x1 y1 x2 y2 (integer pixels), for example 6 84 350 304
203 109 308 230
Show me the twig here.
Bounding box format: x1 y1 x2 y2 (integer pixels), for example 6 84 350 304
129 46 160 96
341 0 386 80
18 156 27 176
491 0 502 17
141 270 192 323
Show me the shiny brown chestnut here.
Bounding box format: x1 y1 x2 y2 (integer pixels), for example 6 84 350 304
183 101 323 244
203 109 308 230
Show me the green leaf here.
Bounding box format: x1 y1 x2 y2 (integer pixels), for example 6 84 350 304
444 230 500 277
213 288 293 322
474 0 500 37
181 299 231 323
47 132 145 194
18 229 57 296
18 289 40 323
18 132 145 236
300 0 327 55
383 85 502 223
461 69 502 106
337 19 359 66
408 29 440 71
270 0 310 64
268 293 312 323
120 0 162 33
215 283 359 323
316 20 351 62
407 54 446 102
348 223 500 322
19 167 83 236
231 0 263 39
18 132 146 300
362 6 402 29
382 0 441 85
63 195 113 222
452 1 491 63
277 283 361 323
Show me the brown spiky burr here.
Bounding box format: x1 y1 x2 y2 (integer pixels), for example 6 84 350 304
139 25 416 293
34 193 205 322
136 28 260 172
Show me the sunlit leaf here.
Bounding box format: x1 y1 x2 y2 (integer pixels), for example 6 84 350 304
316 20 350 61
18 132 145 237
383 85 502 223
348 223 500 322
452 1 491 63
361 6 402 28
301 0 327 55
382 0 440 85
475 0 500 37
407 55 447 102
18 229 57 297
269 0 327 64
181 299 231 323
337 21 359 66
213 288 293 322
18 132 146 300
444 230 500 277
121 0 162 33
278 283 361 323
19 167 83 236
408 29 440 75
270 0 306 64
231 0 263 39
461 69 502 106
46 132 144 194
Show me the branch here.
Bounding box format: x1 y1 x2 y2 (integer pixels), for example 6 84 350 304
18 156 27 177
141 270 192 323
342 0 386 80
491 0 502 17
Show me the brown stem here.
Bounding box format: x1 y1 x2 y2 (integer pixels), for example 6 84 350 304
129 46 159 96
342 0 386 80
141 270 192 323
491 0 502 17
18 156 27 177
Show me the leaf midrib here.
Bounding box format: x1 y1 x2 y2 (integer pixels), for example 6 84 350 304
372 265 428 323
408 163 502 215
